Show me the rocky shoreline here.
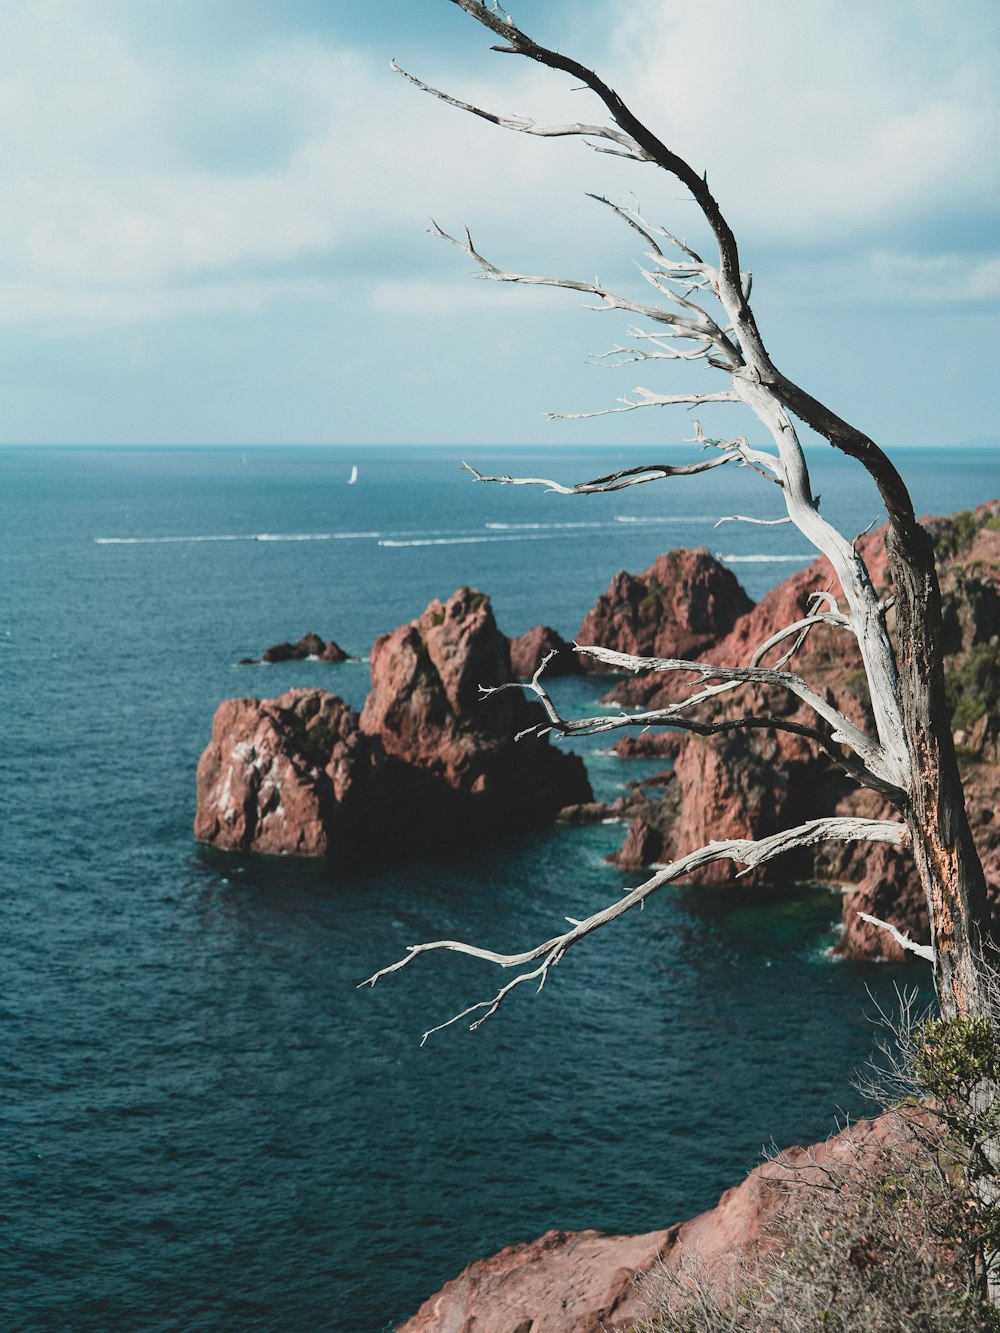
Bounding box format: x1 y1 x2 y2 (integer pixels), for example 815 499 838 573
196 502 1000 947
193 504 1000 1330
195 587 591 857
396 1112 922 1332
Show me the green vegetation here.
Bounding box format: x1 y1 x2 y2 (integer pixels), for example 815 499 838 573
945 642 1000 731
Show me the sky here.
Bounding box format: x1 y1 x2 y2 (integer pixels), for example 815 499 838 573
0 0 997 448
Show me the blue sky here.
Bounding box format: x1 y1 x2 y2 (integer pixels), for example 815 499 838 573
0 0 997 447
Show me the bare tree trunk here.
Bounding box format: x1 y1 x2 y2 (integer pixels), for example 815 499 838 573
888 524 988 1018
375 0 993 1030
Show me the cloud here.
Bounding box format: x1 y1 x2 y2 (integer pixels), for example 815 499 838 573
0 0 996 337
608 0 1000 249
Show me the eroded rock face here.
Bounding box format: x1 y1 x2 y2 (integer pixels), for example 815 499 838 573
509 624 577 680
596 507 1000 956
194 688 381 857
576 548 752 671
360 587 591 830
196 589 591 858
397 1114 915 1333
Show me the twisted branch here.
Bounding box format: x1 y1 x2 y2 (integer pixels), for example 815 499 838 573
361 817 906 1041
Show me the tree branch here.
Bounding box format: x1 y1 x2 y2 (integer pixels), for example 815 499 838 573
461 454 740 495
390 59 651 160
856 912 935 963
362 817 906 1040
569 645 891 779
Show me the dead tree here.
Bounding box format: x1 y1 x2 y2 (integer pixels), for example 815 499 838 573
365 1 989 1027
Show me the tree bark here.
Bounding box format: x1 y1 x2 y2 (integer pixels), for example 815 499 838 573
887 522 988 1018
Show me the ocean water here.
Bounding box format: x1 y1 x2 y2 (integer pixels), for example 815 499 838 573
3 442 998 1331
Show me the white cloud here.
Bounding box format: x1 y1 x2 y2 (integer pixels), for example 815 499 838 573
0 0 995 334
607 0 1000 245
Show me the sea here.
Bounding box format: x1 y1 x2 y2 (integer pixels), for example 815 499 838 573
3 442 998 1332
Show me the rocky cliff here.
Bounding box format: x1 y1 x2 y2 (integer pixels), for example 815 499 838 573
195 588 591 858
397 1112 924 1332
594 506 1000 956
575 547 752 669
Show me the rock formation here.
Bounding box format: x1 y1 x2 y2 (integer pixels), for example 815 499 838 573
359 587 591 832
397 1113 922 1333
590 507 1000 955
194 688 384 857
196 589 591 858
238 632 352 665
576 547 752 670
508 624 578 679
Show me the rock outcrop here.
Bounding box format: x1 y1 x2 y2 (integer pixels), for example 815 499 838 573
239 632 352 666
397 1113 920 1333
592 506 1000 956
509 624 578 680
196 588 591 858
194 688 383 857
575 548 752 671
359 587 591 832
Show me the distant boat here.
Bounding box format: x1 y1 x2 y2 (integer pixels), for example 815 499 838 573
348 465 358 485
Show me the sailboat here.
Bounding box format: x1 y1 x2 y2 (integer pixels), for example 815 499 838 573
348 465 358 485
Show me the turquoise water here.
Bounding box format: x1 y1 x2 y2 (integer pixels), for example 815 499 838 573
3 443 996 1330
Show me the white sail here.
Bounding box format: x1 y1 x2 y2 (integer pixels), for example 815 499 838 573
348 465 358 485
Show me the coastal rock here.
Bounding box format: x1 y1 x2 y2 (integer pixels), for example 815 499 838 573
258 632 351 664
509 624 578 679
197 589 591 857
601 507 1000 945
611 731 685 760
607 815 666 869
360 587 591 830
397 1114 914 1333
575 548 752 672
193 688 381 857
835 841 928 962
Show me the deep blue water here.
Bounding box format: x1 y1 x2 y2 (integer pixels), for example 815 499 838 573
3 442 998 1331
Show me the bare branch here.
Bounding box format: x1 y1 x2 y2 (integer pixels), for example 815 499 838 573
546 386 739 421
856 912 935 963
390 59 651 160
714 513 792 528
749 606 853 670
571 644 891 779
362 818 906 1039
461 454 739 495
427 220 734 350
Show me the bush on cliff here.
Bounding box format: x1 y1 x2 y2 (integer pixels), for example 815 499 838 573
630 992 1000 1332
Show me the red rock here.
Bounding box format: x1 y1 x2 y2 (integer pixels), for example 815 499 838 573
194 688 377 856
319 638 349 663
611 732 685 759
606 815 666 869
197 590 592 858
835 841 928 962
360 587 591 829
601 509 1000 936
398 1114 915 1333
509 624 578 679
576 548 752 672
260 632 351 664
